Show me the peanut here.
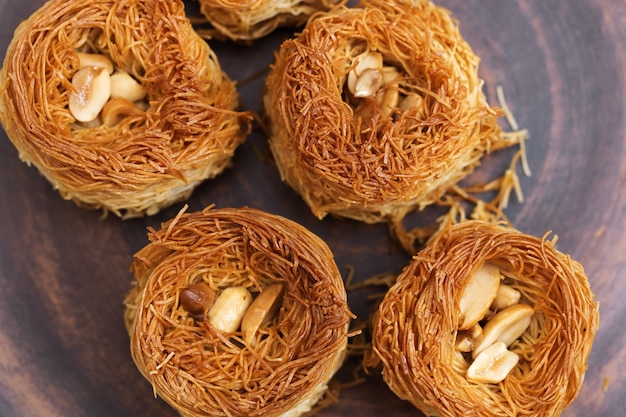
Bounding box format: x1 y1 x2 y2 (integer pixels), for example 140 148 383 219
458 263 502 330
347 51 383 96
353 68 384 98
454 332 475 353
466 341 519 384
241 284 284 346
77 52 114 74
377 87 399 117
491 284 522 311
180 282 216 321
455 323 483 353
400 92 426 116
207 287 253 333
110 70 147 103
69 66 111 122
472 303 533 358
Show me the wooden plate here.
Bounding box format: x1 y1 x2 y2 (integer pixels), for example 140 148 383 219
0 1 623 416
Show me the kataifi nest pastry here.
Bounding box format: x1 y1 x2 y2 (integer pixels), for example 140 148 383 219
0 0 251 218
263 0 511 224
124 206 353 417
366 220 600 416
197 0 344 42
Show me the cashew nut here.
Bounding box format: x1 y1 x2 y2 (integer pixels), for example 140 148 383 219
110 70 147 102
180 282 217 321
458 263 502 330
101 97 144 127
69 66 111 122
77 52 114 74
241 283 284 346
207 286 253 333
472 303 533 358
466 341 520 384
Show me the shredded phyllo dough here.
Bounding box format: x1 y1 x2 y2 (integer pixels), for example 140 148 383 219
195 0 345 41
0 0 252 218
264 0 526 242
366 221 600 417
391 84 530 253
124 206 353 417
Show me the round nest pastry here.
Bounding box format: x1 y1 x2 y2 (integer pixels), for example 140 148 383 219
263 0 505 224
197 0 344 42
0 0 251 218
367 220 600 416
124 206 353 417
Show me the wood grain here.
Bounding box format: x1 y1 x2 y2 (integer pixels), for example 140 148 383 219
1 0 625 416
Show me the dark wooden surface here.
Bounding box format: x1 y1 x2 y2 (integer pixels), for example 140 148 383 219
1 1 625 416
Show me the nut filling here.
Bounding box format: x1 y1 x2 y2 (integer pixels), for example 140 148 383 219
454 263 533 384
180 281 284 346
69 50 147 128
343 49 418 124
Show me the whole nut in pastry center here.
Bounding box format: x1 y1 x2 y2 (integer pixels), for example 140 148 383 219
77 52 114 74
399 92 426 120
347 51 383 96
492 284 522 311
346 51 406 118
353 68 384 98
110 70 147 103
241 283 284 346
208 286 253 333
458 263 502 330
472 303 534 358
180 282 217 321
454 332 475 353
378 66 401 112
454 323 483 353
466 341 520 384
69 66 111 122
